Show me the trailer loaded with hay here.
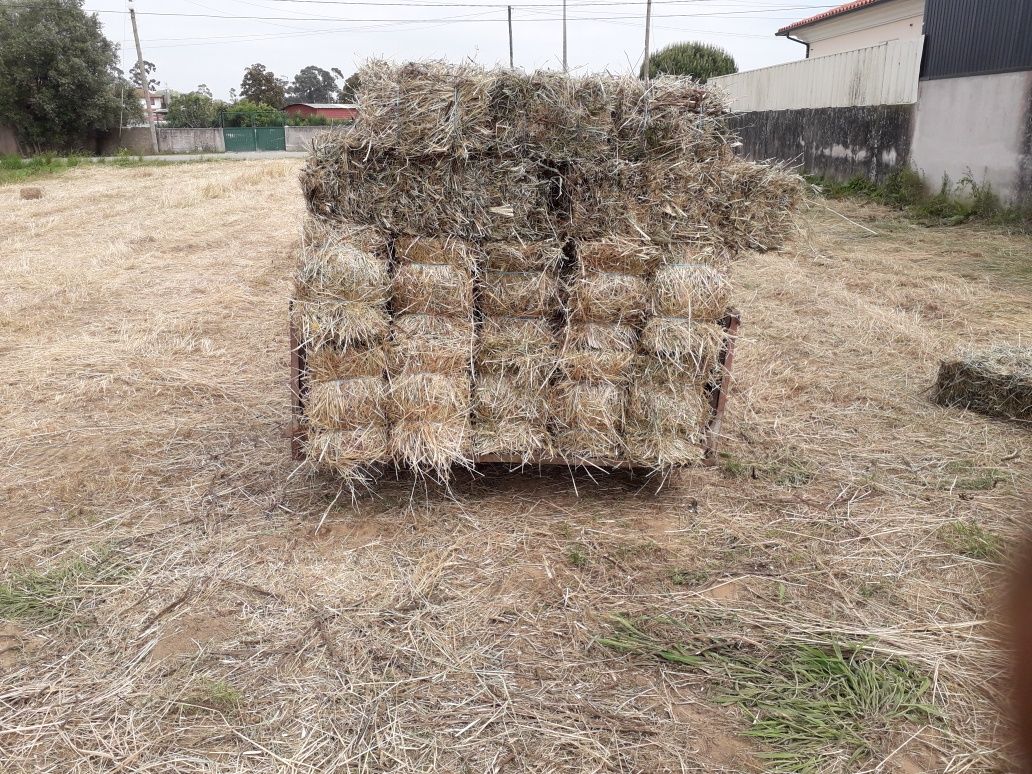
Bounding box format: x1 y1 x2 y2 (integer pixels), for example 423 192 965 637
290 61 802 489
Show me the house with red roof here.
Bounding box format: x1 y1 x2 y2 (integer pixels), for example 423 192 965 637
776 0 925 59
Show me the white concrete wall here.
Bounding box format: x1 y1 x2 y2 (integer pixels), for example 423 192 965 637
793 0 924 57
285 126 344 152
910 70 1032 206
156 128 224 154
710 38 923 112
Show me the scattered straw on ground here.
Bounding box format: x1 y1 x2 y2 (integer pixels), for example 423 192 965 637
0 164 1029 772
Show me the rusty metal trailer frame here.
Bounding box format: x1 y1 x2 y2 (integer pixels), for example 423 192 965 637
290 309 741 469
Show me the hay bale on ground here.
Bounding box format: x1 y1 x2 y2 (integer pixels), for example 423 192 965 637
932 345 1032 423
549 379 625 460
302 136 562 241
651 260 731 322
551 240 654 461
293 61 802 479
389 235 477 478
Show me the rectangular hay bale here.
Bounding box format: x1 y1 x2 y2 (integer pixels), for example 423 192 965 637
932 346 1032 423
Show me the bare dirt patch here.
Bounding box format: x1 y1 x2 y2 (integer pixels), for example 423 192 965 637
0 163 1029 772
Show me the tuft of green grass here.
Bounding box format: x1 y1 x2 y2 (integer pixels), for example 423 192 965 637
566 544 589 569
808 168 1031 230
718 452 814 487
181 678 243 714
718 452 750 479
939 520 1004 562
670 569 708 587
0 154 79 185
599 615 939 772
940 460 1006 492
0 551 128 624
1 153 230 185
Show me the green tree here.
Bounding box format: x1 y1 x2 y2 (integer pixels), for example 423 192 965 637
337 72 361 103
130 59 158 91
240 63 286 107
166 91 218 128
196 83 213 98
0 0 142 149
287 65 337 103
220 99 285 127
640 42 737 82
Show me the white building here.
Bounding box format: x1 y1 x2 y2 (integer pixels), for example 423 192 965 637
776 0 925 59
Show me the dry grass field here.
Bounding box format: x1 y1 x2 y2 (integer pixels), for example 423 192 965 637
1 159 1029 773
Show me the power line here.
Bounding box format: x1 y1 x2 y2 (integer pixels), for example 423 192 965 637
73 5 833 22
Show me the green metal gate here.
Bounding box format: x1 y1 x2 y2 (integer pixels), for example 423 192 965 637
222 126 286 152
223 127 256 152
256 126 286 151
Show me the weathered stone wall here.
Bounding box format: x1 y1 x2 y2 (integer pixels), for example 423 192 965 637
728 104 914 183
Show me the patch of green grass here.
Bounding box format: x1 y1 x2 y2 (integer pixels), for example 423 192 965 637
0 152 230 185
858 580 888 599
0 153 82 185
717 452 814 488
808 169 1031 230
940 460 1006 492
939 521 1004 562
566 544 589 568
599 615 939 773
182 678 242 714
670 569 708 587
718 452 750 479
610 540 661 562
0 550 128 624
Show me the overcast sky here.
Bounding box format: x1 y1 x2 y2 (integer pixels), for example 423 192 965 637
95 0 837 99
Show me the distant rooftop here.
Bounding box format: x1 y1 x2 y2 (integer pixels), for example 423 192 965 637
777 0 894 35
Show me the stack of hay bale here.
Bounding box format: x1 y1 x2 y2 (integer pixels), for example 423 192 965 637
296 60 801 487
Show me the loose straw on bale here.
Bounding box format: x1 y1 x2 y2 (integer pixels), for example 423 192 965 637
549 380 625 460
353 59 492 158
552 239 655 462
293 217 391 484
474 241 563 459
390 235 477 479
292 217 391 350
624 358 709 467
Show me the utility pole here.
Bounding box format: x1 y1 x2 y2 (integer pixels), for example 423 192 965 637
562 0 568 72
507 6 514 68
643 0 653 83
128 0 158 153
